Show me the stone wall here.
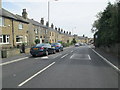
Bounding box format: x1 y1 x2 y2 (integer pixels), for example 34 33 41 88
99 43 120 57
1 47 30 58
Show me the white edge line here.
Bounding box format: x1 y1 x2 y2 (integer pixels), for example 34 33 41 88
61 54 68 58
92 49 120 72
88 55 91 60
0 57 29 66
18 62 55 87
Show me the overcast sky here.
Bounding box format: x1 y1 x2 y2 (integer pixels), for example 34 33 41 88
2 0 116 38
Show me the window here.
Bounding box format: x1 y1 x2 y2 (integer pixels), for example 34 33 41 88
45 29 47 34
0 17 5 26
35 36 39 39
16 35 23 43
52 33 54 36
0 35 10 44
35 28 38 34
18 23 23 30
40 36 42 38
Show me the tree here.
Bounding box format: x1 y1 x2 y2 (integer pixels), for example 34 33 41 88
92 2 119 47
71 38 77 44
35 39 40 44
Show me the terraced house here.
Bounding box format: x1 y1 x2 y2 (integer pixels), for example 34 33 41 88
0 8 76 49
0 8 29 48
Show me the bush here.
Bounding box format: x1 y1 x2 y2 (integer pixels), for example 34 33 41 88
35 39 40 44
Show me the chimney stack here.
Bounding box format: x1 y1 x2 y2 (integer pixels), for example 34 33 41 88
69 32 71 35
41 18 44 25
61 29 63 33
51 23 54 29
55 27 57 31
58 28 60 32
67 31 68 34
22 9 28 19
46 21 49 27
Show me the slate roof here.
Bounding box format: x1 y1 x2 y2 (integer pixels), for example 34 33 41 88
0 8 17 19
28 19 40 26
0 8 29 23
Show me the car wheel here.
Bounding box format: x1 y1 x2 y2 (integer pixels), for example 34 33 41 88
45 51 48 56
53 50 56 54
58 49 61 52
32 55 36 57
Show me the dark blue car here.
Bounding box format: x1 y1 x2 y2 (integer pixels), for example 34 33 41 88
30 43 56 57
51 43 63 52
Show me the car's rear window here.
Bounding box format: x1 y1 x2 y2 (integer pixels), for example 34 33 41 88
51 43 61 45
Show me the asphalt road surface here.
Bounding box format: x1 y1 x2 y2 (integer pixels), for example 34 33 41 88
1 45 119 88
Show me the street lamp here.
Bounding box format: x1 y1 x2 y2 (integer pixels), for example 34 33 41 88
48 0 58 26
72 27 76 35
45 0 58 43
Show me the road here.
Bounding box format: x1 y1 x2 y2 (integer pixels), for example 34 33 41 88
1 45 119 88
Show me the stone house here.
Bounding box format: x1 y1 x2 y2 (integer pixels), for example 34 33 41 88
0 8 29 48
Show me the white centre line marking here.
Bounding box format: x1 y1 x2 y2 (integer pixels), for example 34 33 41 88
71 50 73 53
18 62 55 87
92 49 120 72
41 56 48 59
61 54 68 58
0 57 29 66
53 54 62 59
88 55 91 60
70 54 74 59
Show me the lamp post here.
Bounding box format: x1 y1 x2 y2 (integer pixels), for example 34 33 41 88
45 0 58 43
72 27 76 35
48 0 58 26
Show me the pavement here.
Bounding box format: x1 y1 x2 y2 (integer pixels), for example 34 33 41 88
1 45 120 88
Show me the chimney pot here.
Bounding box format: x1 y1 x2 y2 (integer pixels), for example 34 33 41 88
41 18 44 25
22 9 28 19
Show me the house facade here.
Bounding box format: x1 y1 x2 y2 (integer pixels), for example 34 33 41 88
0 8 29 48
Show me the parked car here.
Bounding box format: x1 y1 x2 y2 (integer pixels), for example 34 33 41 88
51 43 63 52
75 43 80 47
30 43 56 57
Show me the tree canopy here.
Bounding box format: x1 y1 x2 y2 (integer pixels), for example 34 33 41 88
92 1 119 47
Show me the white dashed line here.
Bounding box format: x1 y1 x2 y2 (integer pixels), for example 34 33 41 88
53 54 62 59
0 57 29 66
18 62 55 87
61 54 68 58
88 55 91 60
71 50 73 53
70 54 74 59
92 49 120 72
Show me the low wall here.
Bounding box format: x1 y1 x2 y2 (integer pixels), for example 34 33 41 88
1 47 30 58
98 43 120 57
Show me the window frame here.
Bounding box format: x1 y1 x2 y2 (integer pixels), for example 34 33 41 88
0 35 10 44
0 17 5 26
16 35 23 43
18 23 23 30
